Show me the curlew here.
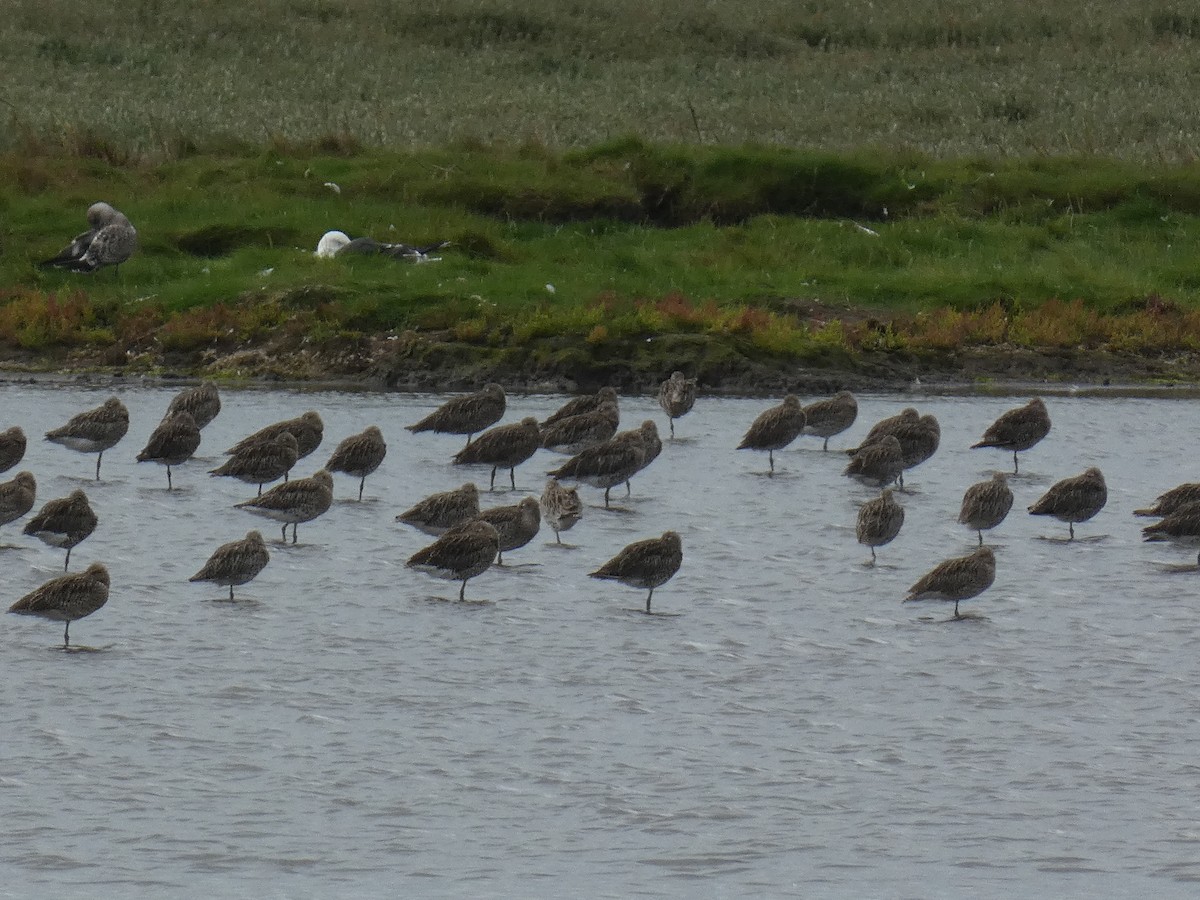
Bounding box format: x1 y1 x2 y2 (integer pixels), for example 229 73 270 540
542 387 619 428
802 390 858 451
24 489 97 570
8 561 110 649
737 395 806 475
548 428 646 509
226 410 324 460
326 425 387 500
540 478 583 545
621 420 662 496
847 407 919 457
590 531 683 614
856 489 904 563
971 398 1051 474
541 401 620 455
210 431 298 496
39 202 137 275
406 384 506 448
163 382 221 430
657 372 697 438
905 546 997 618
406 519 500 601
0 425 27 473
136 411 202 490
959 473 1014 545
45 396 129 480
1028 467 1107 540
235 469 334 544
476 496 541 564
453 417 541 491
891 413 941 487
0 471 37 529
396 483 481 536
843 434 904 487
189 530 271 601
1141 501 1200 565
1134 483 1200 518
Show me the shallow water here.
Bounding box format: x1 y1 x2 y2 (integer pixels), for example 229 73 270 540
3 383 1200 898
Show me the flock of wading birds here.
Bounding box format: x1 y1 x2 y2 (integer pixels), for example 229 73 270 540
8 374 1200 647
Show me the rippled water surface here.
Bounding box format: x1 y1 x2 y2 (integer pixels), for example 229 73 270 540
4 382 1200 897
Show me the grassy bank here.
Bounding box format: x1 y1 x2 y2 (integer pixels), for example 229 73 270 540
3 141 1200 388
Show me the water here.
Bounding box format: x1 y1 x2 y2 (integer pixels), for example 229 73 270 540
3 382 1200 898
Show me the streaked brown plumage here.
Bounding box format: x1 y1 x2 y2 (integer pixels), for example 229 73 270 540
843 435 904 487
541 401 620 454
847 407 919 457
45 396 130 480
8 561 110 648
406 519 500 601
0 471 36 528
737 395 806 474
189 530 271 601
406 384 506 447
163 382 221 430
1134 483 1200 518
891 414 941 486
972 398 1051 474
657 372 696 438
476 496 541 564
235 469 334 544
1028 467 1107 540
0 426 26 473
453 417 541 491
540 478 582 544
905 546 996 618
802 391 858 451
621 420 662 495
548 427 646 509
395 483 481 536
589 530 683 613
856 489 904 563
959 473 1014 545
226 410 324 460
542 386 618 428
136 411 202 490
326 425 387 500
39 202 137 275
1142 501 1200 564
210 431 299 496
24 489 97 570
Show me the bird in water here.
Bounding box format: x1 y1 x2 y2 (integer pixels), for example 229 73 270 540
39 202 137 275
540 478 582 545
1134 483 1200 518
959 473 1014 545
904 546 996 619
856 489 904 564
136 411 202 490
590 531 684 614
24 489 98 570
189 531 271 601
8 561 110 649
737 395 806 475
453 417 541 491
548 427 646 509
542 387 618 428
45 396 130 480
0 471 37 529
395 483 481 536
210 431 299 496
657 372 697 438
326 425 387 500
406 519 500 601
475 496 541 564
890 413 940 487
407 384 506 448
0 425 27 474
235 469 334 544
843 435 904 488
846 407 919 457
1141 501 1200 565
801 390 858 451
971 398 1051 474
162 382 222 430
540 401 620 455
1028 467 1107 540
226 410 324 460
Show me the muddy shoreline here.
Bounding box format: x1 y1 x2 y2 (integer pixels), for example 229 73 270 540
3 330 1200 397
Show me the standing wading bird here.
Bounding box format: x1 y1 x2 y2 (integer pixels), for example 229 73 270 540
395 483 481 535
407 384 506 449
843 435 905 488
24 489 98 570
971 398 1051 474
162 382 222 430
326 426 387 500
475 496 541 564
801 391 858 452
959 473 1014 545
1141 502 1200 565
657 371 697 438
136 412 202 490
904 546 997 619
548 428 646 509
0 471 37 529
235 470 334 544
589 531 683 614
737 395 806 475
542 387 618 428
38 202 138 275
891 413 941 488
1134 483 1200 518
226 411 324 461
620 420 662 496
406 519 500 601
846 407 919 457
540 478 583 545
540 402 620 454
8 561 110 649
0 426 27 473
189 531 271 601
45 397 130 480
1028 467 1108 540
856 489 904 564
210 431 299 496
453 417 541 491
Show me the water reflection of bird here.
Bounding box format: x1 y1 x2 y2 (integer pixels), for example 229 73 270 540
971 398 1051 474
1028 467 1107 540
904 546 996 618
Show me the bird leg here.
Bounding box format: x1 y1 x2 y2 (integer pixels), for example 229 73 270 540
625 480 631 497
291 523 298 545
645 588 653 614
1068 522 1075 540
489 467 497 491
953 600 961 618
280 523 288 543
977 530 983 546
459 580 466 601
358 477 365 501
509 468 516 491
63 620 71 648
257 483 263 497
669 419 675 439
229 584 235 601
554 529 562 545
870 546 877 563
167 466 174 491
95 452 103 480
768 450 775 475
64 546 72 571
604 487 612 509
1013 452 1020 475
823 437 829 451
